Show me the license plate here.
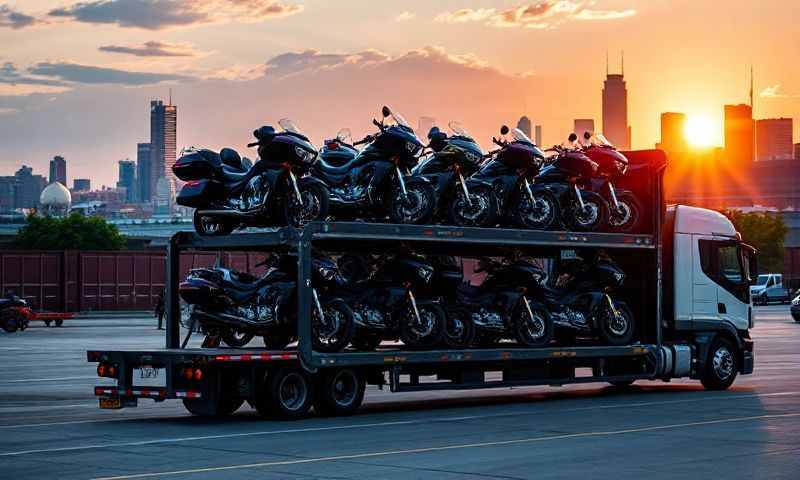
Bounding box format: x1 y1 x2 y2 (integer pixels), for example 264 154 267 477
135 366 165 387
99 397 122 409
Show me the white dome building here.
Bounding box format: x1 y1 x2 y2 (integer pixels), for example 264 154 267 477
39 182 71 216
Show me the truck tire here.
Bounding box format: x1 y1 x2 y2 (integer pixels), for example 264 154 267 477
55 319 64 327
1 311 20 333
700 337 739 391
182 380 243 417
314 368 366 417
255 368 314 419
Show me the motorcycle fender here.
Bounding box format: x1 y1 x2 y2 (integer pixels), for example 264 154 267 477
298 175 328 190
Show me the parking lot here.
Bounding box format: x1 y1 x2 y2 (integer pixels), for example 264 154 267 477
0 305 798 479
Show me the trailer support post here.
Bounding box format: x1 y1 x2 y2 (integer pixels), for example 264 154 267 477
166 234 181 349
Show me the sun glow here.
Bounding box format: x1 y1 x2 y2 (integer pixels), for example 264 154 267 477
684 115 716 147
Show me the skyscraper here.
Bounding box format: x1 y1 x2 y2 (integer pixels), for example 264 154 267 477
534 125 542 146
13 165 47 208
516 116 532 139
418 116 436 136
659 112 688 153
602 54 630 149
137 143 152 202
724 104 754 167
573 119 595 138
49 155 67 185
755 118 793 161
117 159 137 203
150 99 177 200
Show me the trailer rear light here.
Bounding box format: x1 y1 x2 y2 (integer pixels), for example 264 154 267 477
95 386 117 396
194 369 203 381
97 363 119 378
211 353 296 362
181 367 204 381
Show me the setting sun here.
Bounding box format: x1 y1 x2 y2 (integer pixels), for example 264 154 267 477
684 115 716 147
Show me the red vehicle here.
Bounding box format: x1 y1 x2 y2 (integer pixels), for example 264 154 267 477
0 294 32 333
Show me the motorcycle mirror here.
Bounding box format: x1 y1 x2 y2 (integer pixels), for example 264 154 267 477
381 105 392 118
583 131 591 140
500 125 509 135
568 133 578 142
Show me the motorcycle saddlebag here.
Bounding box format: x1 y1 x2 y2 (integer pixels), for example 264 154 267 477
176 179 220 208
179 279 219 305
173 150 221 181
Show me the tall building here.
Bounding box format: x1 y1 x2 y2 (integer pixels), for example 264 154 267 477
117 159 137 203
534 125 542 146
602 55 630 150
0 176 15 212
418 116 436 136
516 116 532 139
137 143 152 202
13 165 47 209
49 155 67 185
150 99 177 200
724 104 754 167
659 112 688 153
73 178 91 191
574 119 595 138
755 118 793 161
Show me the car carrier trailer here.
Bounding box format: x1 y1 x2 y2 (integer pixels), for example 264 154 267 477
87 151 756 418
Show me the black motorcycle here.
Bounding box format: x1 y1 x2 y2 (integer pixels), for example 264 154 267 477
319 128 358 168
537 134 610 232
312 106 436 224
411 122 497 227
336 253 445 350
0 293 31 333
179 256 354 352
443 257 554 347
467 126 560 230
174 119 329 235
527 253 635 345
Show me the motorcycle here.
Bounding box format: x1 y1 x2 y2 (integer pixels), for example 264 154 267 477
319 128 358 168
312 106 436 224
179 256 354 352
335 253 445 350
467 126 560 230
444 256 554 347
580 132 642 232
537 134 610 232
0 293 31 333
411 122 497 227
527 252 635 345
174 119 329 235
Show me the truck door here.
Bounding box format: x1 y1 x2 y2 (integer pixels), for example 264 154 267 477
691 235 719 321
698 239 752 330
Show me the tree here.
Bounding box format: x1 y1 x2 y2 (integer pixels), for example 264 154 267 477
721 210 787 273
15 213 126 250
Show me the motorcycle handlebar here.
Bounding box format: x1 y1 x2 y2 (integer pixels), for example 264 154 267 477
372 118 384 130
247 141 260 148
353 135 373 146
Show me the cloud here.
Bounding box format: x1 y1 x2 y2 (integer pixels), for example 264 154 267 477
395 11 416 22
0 4 38 29
48 0 303 30
435 1 635 29
206 63 268 81
28 62 194 85
99 41 201 57
760 84 800 99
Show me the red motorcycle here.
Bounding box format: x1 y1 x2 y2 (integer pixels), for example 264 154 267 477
0 294 32 333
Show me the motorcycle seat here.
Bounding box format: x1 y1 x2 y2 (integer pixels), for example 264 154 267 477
221 165 250 183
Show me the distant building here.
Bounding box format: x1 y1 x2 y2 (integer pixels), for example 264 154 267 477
154 177 173 216
516 116 532 139
659 112 688 153
573 119 595 139
13 166 47 209
73 178 91 192
724 104 754 168
602 58 630 149
0 176 15 212
755 118 793 161
137 143 152 202
49 156 67 185
150 100 177 200
534 125 542 146
418 116 436 137
117 159 137 203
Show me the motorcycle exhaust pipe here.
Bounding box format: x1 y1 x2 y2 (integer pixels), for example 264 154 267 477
195 209 250 218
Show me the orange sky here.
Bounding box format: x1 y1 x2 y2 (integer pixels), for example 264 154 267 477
1 1 798 186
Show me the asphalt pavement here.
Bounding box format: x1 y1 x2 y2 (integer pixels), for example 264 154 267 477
0 306 798 479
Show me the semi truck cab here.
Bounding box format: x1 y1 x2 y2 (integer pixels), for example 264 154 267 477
666 205 756 389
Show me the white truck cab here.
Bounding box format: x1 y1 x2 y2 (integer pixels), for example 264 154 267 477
666 205 756 389
750 273 789 305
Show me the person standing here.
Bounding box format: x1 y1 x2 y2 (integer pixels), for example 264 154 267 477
155 290 165 330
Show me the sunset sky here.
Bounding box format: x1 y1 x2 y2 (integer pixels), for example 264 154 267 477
1 0 798 187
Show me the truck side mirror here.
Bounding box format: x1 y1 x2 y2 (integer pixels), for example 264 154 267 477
742 245 757 285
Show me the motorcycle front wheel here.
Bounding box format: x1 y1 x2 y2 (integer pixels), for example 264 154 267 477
312 299 355 353
447 185 497 227
608 192 643 233
399 303 445 349
599 301 635 346
388 181 436 224
512 187 559 230
221 329 255 348
281 183 330 228
442 307 476 348
512 303 554 347
566 190 609 232
193 210 234 236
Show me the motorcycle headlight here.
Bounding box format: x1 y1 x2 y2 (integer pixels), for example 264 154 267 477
418 266 433 283
614 272 624 283
406 141 421 155
319 267 336 281
295 146 316 164
616 160 627 175
792 296 800 306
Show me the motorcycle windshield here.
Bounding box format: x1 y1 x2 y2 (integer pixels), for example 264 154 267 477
278 118 305 136
448 121 470 138
336 128 353 144
512 127 535 145
590 133 615 148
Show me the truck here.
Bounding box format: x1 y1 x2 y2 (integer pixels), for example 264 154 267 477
87 151 757 419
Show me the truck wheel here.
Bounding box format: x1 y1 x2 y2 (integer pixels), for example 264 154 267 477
256 368 314 419
182 377 243 417
44 320 52 327
701 337 739 391
1 312 19 333
315 368 366 417
55 319 64 327
793 314 800 323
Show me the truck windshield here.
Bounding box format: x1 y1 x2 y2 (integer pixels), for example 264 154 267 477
755 274 769 286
